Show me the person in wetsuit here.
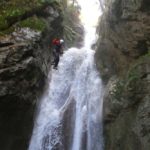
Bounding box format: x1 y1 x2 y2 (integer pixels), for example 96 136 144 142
51 38 64 69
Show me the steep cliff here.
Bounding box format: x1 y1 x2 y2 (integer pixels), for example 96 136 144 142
95 0 150 149
0 1 63 150
0 1 83 150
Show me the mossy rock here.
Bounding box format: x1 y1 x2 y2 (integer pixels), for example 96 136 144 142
0 27 15 35
18 16 46 31
0 0 60 31
127 50 150 85
0 15 9 30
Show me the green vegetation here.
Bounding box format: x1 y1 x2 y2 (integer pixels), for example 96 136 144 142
110 79 125 102
0 16 8 30
111 49 150 103
140 49 150 59
19 17 46 31
0 1 35 30
0 26 15 35
0 0 59 32
0 0 82 46
127 66 140 84
62 3 82 46
127 49 150 84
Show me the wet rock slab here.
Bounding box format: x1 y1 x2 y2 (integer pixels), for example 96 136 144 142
0 28 47 150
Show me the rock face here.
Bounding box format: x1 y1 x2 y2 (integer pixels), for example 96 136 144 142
0 2 64 150
0 1 84 149
95 0 150 149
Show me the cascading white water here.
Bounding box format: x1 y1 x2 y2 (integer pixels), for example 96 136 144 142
29 0 103 150
70 49 103 150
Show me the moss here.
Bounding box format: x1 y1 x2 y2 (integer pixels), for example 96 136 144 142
110 50 150 101
18 17 46 31
0 15 9 30
0 2 30 30
0 27 15 35
110 79 125 101
0 5 26 30
0 32 5 36
5 8 25 18
141 49 150 58
126 49 150 84
127 66 140 83
0 0 59 31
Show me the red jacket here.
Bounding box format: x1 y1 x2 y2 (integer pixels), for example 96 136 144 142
52 39 60 45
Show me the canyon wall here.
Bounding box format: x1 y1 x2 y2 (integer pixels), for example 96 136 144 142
96 0 150 149
0 1 83 150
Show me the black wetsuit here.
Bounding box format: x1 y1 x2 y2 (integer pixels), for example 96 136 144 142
53 44 62 68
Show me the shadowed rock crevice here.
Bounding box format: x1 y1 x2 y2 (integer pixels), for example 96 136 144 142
0 42 14 47
136 40 148 56
140 0 150 11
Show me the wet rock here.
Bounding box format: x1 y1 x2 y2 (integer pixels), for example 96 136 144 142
96 0 150 80
0 4 64 150
96 0 150 149
0 1 83 149
103 57 150 150
0 41 47 150
61 98 76 150
11 28 41 42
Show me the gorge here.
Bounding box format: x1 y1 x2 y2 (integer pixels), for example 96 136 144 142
29 0 103 149
0 0 150 150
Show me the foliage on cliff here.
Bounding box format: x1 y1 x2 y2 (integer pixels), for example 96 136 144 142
0 0 83 47
61 0 84 48
0 0 60 34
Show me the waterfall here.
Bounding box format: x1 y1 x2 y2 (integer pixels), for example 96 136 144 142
29 0 103 150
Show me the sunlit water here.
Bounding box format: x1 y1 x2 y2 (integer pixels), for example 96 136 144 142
29 0 103 150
